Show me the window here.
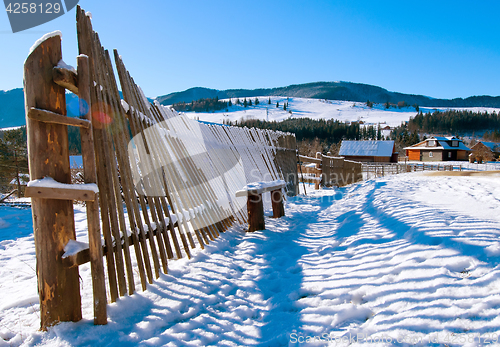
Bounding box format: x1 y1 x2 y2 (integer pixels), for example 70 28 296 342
451 140 458 147
448 152 452 158
429 152 433 158
428 140 436 147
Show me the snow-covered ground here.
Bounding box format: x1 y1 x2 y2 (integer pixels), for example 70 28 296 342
184 97 500 129
2 172 500 346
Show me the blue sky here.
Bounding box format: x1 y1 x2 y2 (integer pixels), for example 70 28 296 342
1 0 500 99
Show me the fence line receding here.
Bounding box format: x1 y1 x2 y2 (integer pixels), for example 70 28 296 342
24 6 297 329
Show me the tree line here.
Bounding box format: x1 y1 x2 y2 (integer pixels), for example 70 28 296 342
231 118 391 143
0 127 28 193
409 109 500 134
172 96 264 113
232 118 421 156
172 96 229 112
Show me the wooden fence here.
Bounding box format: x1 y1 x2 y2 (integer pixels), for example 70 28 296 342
298 152 363 190
24 6 297 330
362 162 457 179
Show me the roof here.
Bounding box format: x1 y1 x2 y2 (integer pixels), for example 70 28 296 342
339 140 395 157
438 140 470 151
404 137 469 151
479 141 500 151
405 145 445 150
432 136 455 142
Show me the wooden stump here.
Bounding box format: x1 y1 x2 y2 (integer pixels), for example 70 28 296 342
24 35 82 330
271 189 285 218
247 193 264 232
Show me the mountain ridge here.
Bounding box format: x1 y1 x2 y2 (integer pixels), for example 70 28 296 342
156 81 500 109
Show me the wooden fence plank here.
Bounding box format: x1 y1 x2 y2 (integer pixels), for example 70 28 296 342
77 8 120 302
97 47 139 293
77 54 107 325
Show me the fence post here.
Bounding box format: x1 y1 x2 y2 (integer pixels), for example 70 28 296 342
315 152 321 190
248 193 265 232
24 35 82 330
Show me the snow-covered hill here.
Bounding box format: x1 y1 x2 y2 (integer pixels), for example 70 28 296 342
184 97 500 128
2 95 500 132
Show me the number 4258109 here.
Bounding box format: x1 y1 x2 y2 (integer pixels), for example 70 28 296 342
5 3 61 14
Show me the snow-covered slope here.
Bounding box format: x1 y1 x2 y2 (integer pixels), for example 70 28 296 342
185 97 500 128
2 172 500 346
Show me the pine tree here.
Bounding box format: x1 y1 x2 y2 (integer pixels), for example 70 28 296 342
249 99 252 106
283 103 287 111
236 98 240 105
243 98 248 107
276 101 279 108
268 97 271 105
228 99 232 107
255 98 259 105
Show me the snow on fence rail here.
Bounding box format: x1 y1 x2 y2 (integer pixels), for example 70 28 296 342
23 6 297 330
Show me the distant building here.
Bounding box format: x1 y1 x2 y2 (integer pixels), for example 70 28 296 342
339 140 397 162
469 141 500 163
380 126 392 139
404 136 469 161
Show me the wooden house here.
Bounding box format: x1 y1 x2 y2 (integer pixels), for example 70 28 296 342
404 136 469 161
469 141 500 163
338 140 397 162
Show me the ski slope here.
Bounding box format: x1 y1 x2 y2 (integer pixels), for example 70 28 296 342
2 172 500 346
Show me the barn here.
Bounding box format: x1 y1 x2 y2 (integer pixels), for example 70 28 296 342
469 141 500 163
404 136 469 161
338 140 397 162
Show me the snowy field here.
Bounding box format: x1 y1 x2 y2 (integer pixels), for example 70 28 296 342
183 97 500 128
2 172 500 346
